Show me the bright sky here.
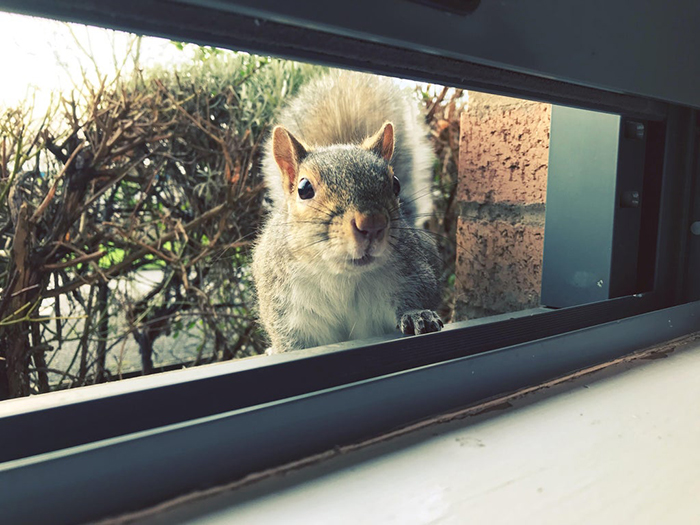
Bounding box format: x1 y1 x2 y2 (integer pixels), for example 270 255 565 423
0 11 193 115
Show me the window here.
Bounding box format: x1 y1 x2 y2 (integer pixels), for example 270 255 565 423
0 1 698 523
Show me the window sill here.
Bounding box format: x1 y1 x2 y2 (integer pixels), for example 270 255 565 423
126 333 700 525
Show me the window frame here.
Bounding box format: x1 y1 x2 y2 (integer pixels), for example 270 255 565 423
0 0 699 522
3 302 700 524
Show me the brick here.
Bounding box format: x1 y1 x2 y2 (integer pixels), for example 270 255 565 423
458 93 551 205
454 218 544 319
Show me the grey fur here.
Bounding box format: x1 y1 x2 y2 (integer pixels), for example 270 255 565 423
253 71 441 353
262 70 434 222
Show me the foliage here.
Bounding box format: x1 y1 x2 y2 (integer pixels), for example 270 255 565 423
0 47 323 397
418 85 466 320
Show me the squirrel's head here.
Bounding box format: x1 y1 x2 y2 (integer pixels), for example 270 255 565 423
272 122 402 274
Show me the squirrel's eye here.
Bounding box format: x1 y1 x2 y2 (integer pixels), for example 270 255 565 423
297 178 315 200
392 176 401 196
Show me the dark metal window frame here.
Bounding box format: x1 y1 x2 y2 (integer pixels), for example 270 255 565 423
0 1 699 523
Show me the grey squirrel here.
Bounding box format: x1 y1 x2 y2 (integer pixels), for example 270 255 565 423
252 70 442 353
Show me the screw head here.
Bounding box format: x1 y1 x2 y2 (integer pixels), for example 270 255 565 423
620 190 640 208
624 120 646 140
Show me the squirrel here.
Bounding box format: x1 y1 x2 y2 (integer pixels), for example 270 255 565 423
252 70 443 353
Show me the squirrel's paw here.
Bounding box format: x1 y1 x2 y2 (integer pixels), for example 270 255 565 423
398 310 444 336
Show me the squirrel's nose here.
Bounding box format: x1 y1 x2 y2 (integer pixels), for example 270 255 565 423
352 213 388 242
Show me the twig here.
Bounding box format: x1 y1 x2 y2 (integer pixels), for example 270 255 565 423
10 284 41 298
42 250 106 270
30 141 86 223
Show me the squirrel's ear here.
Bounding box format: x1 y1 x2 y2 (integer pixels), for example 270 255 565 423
272 126 308 193
362 122 394 163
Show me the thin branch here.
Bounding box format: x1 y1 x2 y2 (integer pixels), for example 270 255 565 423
30 141 86 223
42 250 106 270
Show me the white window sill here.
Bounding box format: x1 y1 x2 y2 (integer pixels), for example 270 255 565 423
121 335 700 525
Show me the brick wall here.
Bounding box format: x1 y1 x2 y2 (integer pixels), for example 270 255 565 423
454 92 551 320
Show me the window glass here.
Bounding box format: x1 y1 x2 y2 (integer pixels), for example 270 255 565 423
0 12 638 399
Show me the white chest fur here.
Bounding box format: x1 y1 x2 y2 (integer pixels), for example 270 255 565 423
284 265 398 348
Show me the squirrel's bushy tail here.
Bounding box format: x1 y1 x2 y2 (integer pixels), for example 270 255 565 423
263 70 434 224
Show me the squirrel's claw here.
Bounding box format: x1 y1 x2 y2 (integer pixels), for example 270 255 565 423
398 310 443 336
